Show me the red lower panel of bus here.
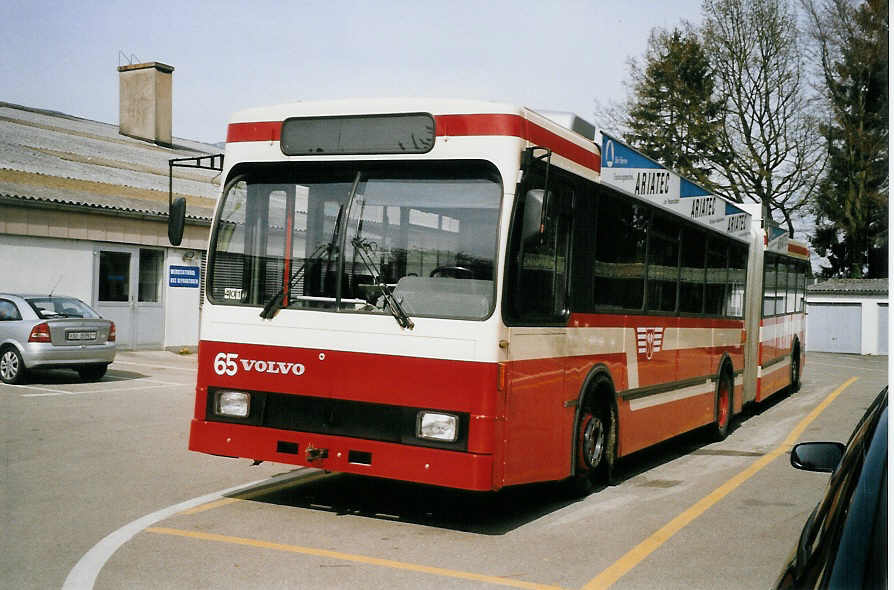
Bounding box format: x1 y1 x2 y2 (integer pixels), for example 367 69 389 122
756 358 798 402
617 389 718 455
189 419 496 491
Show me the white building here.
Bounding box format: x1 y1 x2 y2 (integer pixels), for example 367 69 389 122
0 62 219 350
806 278 888 355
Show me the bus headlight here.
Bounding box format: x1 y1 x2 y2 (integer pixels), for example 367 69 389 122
216 390 251 418
416 411 458 442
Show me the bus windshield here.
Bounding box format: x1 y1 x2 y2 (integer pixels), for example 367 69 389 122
208 161 502 321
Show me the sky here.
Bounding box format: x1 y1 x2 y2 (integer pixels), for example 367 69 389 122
2 0 705 144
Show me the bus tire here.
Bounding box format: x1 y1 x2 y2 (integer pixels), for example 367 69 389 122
712 370 733 441
790 346 801 393
569 399 615 496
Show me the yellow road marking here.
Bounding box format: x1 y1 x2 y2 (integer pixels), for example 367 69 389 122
179 471 333 516
582 376 858 590
146 527 563 590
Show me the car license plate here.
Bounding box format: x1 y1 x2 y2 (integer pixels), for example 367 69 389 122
67 331 97 341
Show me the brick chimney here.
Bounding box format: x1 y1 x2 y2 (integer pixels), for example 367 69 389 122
117 61 174 146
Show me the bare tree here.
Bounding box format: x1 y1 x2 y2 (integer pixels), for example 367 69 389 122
702 0 826 235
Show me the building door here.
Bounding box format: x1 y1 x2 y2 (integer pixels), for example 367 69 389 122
878 303 888 355
806 303 862 353
93 247 165 349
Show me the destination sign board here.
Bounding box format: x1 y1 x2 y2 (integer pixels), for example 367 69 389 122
600 133 751 239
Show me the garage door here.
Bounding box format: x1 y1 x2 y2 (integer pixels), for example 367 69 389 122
879 303 888 355
807 303 862 353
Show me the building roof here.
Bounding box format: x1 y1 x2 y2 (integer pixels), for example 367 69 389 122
0 102 221 222
808 278 889 295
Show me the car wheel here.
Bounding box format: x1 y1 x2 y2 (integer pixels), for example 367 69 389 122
0 346 26 385
78 364 108 382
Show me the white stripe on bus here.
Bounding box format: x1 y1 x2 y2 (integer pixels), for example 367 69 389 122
628 379 714 411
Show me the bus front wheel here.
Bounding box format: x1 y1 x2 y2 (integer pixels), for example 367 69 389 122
570 401 614 496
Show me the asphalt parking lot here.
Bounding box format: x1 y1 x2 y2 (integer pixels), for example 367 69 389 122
1 351 887 589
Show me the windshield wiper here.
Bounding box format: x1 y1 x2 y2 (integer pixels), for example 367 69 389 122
351 236 414 330
259 242 329 319
259 204 345 319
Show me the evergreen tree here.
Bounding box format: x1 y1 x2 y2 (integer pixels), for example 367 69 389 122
623 26 724 190
805 0 888 278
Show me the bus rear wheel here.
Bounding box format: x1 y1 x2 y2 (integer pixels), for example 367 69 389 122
712 371 733 441
790 350 801 393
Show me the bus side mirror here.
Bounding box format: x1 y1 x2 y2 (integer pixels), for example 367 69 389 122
168 197 186 246
522 189 549 242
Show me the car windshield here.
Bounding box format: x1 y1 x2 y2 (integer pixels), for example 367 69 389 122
27 297 100 319
208 161 502 321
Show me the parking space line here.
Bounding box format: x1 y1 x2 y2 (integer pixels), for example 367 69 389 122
10 383 74 396
581 376 859 590
19 378 192 398
112 360 197 372
21 383 175 398
146 526 564 590
62 471 311 590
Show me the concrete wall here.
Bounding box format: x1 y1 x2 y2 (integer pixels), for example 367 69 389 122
163 249 201 350
0 234 94 300
0 205 209 252
1 233 204 350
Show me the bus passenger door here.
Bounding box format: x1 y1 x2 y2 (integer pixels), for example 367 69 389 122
502 179 574 486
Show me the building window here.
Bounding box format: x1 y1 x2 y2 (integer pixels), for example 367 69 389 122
98 251 131 302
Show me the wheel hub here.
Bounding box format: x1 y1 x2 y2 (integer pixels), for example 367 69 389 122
582 414 605 469
1 351 19 380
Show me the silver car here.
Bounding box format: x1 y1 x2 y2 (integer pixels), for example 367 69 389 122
0 293 116 384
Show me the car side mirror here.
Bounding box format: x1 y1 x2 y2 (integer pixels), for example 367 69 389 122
790 441 846 473
168 197 186 246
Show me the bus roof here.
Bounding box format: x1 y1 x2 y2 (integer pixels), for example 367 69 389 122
230 98 528 123
226 98 602 177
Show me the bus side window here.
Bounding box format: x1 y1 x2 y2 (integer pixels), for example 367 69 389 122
727 242 748 318
679 227 706 314
763 255 778 317
647 212 680 313
593 194 647 311
705 237 728 316
508 182 573 322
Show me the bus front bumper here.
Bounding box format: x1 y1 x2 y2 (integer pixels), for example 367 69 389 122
189 419 498 491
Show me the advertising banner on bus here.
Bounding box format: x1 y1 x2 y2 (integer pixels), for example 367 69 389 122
600 133 751 240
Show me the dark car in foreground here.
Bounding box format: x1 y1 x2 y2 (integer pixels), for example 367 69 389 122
0 293 116 384
774 387 887 589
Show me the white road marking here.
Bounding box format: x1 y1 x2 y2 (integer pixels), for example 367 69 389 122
111 360 197 372
8 383 73 395
19 379 191 398
62 470 311 590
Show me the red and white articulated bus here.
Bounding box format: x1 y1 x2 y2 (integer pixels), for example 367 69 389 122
175 99 809 493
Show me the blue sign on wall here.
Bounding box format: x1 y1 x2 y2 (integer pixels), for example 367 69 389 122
169 265 200 288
